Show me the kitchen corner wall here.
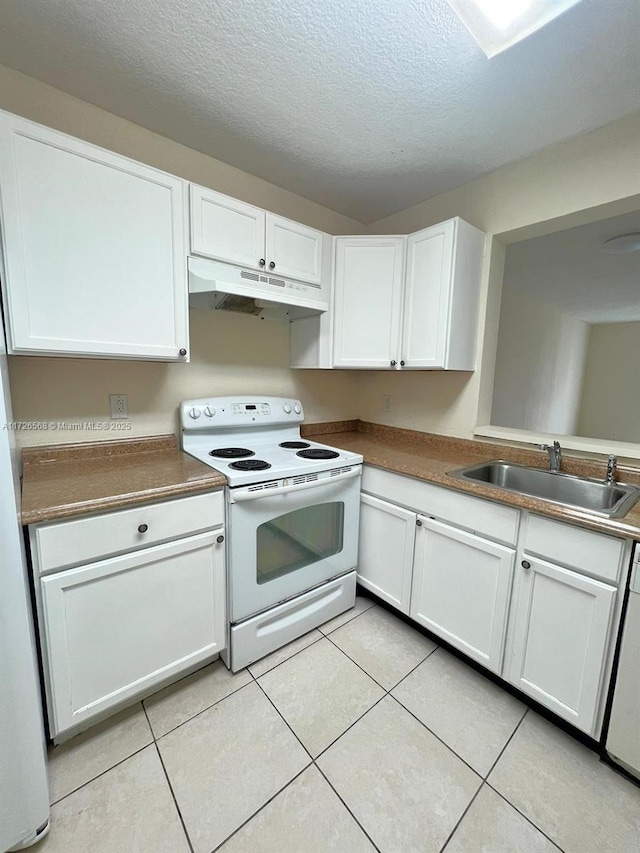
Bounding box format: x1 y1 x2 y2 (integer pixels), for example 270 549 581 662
364 110 640 440
0 65 364 448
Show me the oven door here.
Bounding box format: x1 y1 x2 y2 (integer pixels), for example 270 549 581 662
228 467 361 622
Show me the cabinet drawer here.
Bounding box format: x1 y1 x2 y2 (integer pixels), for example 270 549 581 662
524 515 626 583
362 466 520 546
32 490 224 574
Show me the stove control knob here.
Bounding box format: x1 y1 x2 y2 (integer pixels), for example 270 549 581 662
293 402 302 414
203 406 215 418
283 402 292 414
188 407 201 420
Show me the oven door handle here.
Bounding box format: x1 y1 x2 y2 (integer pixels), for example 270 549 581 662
230 467 361 502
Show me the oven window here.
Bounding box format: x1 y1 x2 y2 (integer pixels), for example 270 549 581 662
256 502 345 584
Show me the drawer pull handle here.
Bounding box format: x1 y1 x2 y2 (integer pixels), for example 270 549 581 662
216 534 225 544
521 560 531 570
138 524 149 533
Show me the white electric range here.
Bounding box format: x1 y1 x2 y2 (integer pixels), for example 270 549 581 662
181 396 363 671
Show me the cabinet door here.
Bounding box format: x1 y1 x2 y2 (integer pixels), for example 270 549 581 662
333 237 405 368
40 531 226 736
358 494 416 614
0 113 189 360
190 184 266 269
265 214 323 284
401 221 455 368
506 555 616 735
410 517 515 673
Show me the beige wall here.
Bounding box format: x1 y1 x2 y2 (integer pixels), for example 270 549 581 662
0 66 364 447
491 289 590 435
578 322 640 443
363 111 640 438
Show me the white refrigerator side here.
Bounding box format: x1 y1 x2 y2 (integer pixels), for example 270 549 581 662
0 335 50 850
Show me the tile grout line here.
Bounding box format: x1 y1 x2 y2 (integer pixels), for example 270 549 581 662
436 710 533 853
386 693 484 779
312 692 389 762
321 616 439 693
484 779 566 853
142 703 195 853
437 781 485 853
313 762 383 853
252 674 315 761
483 706 529 780
48 739 152 807
209 765 312 853
144 675 254 740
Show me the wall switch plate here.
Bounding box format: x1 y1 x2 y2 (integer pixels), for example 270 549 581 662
383 395 392 413
110 394 128 419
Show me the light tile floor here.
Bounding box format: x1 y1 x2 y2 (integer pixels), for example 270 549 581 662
43 595 640 853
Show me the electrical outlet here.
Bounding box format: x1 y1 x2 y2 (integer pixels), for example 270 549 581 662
383 395 392 413
110 394 128 419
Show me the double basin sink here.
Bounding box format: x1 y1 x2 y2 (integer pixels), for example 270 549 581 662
448 460 640 519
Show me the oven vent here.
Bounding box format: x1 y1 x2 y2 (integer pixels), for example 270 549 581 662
330 466 353 476
292 473 319 485
246 481 279 493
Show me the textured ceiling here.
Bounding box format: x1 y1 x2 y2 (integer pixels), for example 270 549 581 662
504 210 640 324
0 0 639 222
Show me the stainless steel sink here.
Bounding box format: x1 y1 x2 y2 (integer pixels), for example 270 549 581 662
448 460 640 518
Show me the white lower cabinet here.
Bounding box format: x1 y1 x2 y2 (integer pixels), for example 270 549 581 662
410 518 515 674
505 555 617 734
31 492 226 738
357 494 416 614
360 465 630 738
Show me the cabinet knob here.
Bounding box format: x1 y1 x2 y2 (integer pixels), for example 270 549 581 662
216 534 224 544
390 360 397 367
416 519 422 527
269 261 276 269
179 348 187 357
259 258 266 266
138 524 148 534
521 560 531 570
400 360 405 367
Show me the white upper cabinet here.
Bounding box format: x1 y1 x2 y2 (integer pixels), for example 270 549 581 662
190 186 266 270
331 219 484 370
333 237 406 368
266 214 323 284
190 185 324 284
402 218 485 369
0 112 189 361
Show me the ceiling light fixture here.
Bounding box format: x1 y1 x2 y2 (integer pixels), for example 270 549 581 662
446 0 585 57
602 233 640 254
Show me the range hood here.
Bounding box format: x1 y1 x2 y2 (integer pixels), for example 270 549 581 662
188 257 328 321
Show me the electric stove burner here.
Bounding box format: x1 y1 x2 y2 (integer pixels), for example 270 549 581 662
296 448 340 460
229 459 272 471
279 441 311 449
209 448 254 459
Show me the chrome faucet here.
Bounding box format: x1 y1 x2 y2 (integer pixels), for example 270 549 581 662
540 440 562 472
606 454 617 485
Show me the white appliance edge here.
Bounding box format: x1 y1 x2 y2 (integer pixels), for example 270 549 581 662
0 331 50 850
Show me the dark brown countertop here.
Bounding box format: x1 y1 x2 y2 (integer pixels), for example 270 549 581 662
303 422 640 542
21 435 226 525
